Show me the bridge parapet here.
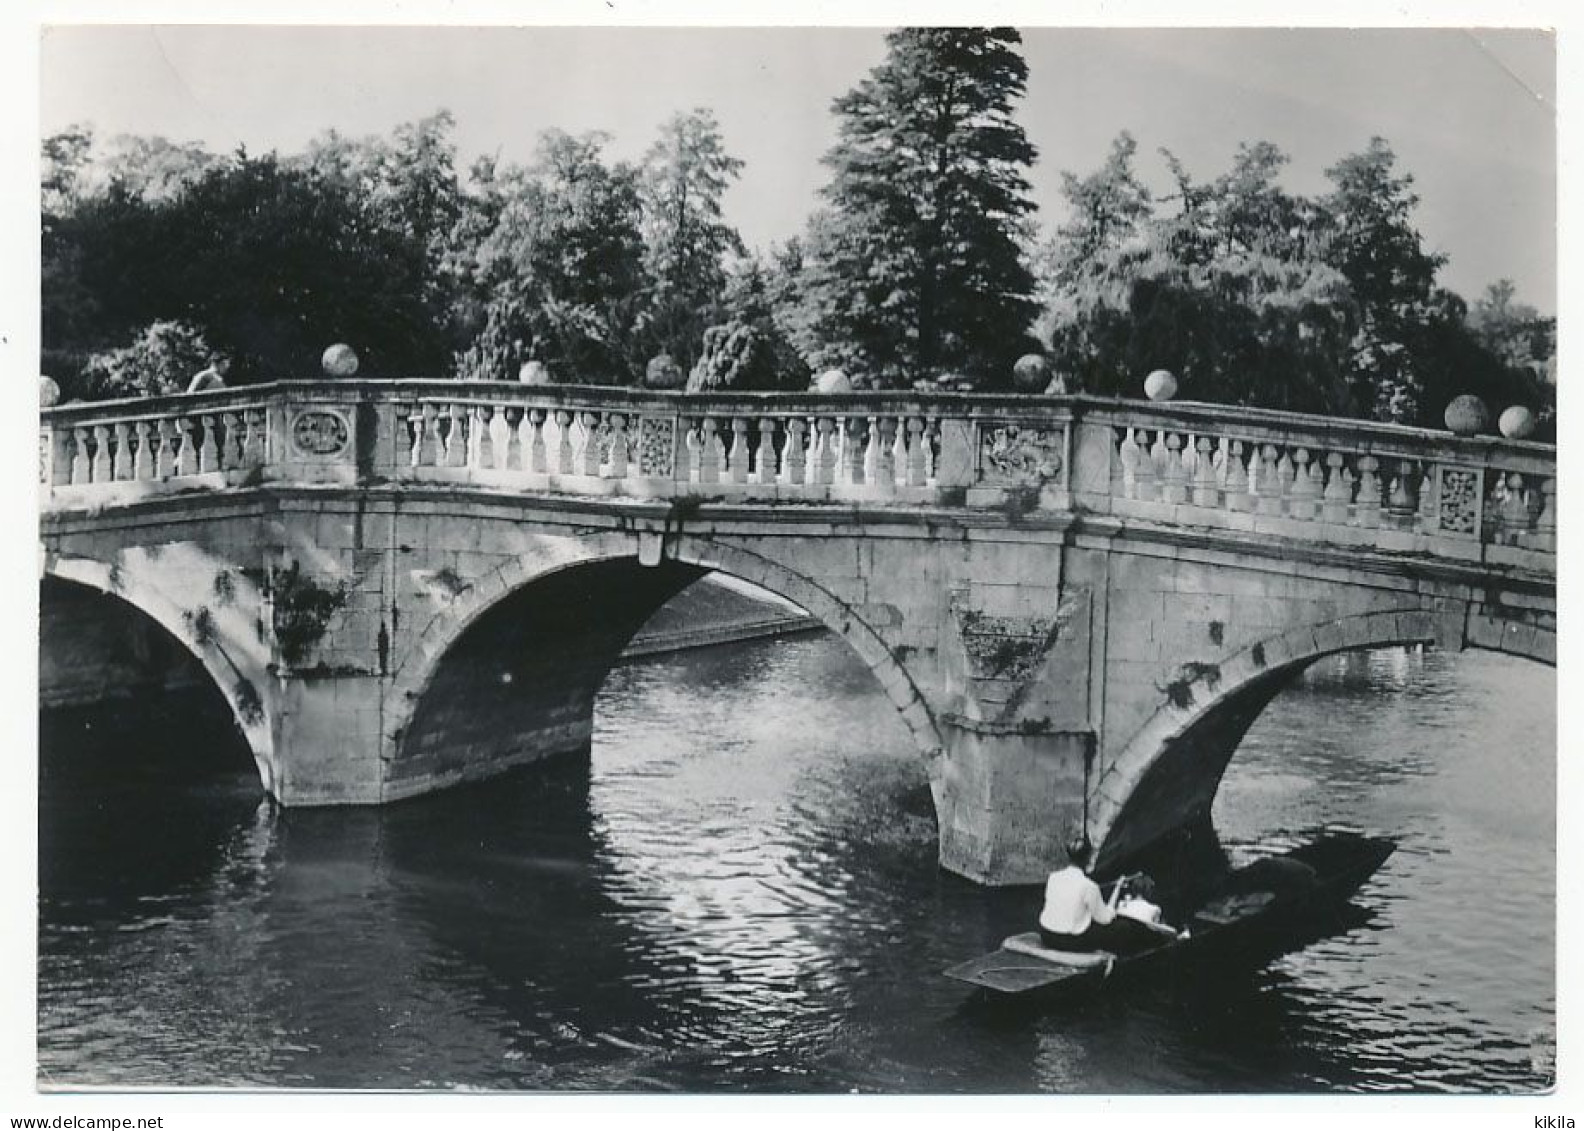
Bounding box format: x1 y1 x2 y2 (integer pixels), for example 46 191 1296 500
39 380 1553 576
1080 400 1555 574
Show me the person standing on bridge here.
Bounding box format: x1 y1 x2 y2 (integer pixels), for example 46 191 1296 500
186 356 231 394
1038 840 1164 955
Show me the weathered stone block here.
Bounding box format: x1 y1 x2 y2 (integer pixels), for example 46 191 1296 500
1107 614 1161 662
936 718 1092 884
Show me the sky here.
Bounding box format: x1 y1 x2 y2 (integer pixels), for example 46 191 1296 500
38 24 1557 312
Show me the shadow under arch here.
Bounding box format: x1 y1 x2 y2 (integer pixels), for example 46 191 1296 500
1088 606 1555 874
39 555 275 793
384 536 945 802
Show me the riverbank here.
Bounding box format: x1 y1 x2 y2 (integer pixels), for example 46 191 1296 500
621 575 822 659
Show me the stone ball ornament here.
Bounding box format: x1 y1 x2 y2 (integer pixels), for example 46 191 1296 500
645 353 685 389
518 360 551 386
1498 405 1536 440
321 343 360 377
1144 369 1178 402
1443 394 1490 437
814 368 853 394
40 375 61 407
1012 353 1050 392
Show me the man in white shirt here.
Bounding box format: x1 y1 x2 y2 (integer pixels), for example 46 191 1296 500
186 356 231 394
1038 841 1168 955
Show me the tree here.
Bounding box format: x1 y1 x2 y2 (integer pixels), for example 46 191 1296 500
98 134 218 202
1038 137 1359 415
1320 137 1447 422
793 27 1040 388
42 124 97 220
451 130 649 383
687 257 809 391
1045 132 1154 292
640 109 745 369
1469 279 1556 380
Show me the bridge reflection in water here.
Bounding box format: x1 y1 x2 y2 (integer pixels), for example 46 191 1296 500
39 382 1554 881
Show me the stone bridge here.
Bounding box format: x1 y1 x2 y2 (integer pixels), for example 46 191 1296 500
38 381 1556 884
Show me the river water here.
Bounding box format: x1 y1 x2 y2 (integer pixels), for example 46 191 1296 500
37 629 1554 1093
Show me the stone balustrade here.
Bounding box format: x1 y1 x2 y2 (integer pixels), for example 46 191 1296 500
39 387 272 492
39 381 1554 575
393 389 966 504
1079 400 1554 572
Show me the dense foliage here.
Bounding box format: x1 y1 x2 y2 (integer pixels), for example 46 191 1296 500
41 30 1554 435
1037 132 1553 430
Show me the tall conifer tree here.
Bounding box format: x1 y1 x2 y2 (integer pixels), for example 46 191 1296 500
794 28 1039 387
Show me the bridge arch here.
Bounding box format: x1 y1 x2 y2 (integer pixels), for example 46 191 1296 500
1088 605 1555 872
39 553 277 792
384 533 944 799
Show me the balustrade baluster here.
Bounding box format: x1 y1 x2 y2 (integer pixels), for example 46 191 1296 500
1534 479 1556 551
197 415 220 473
48 429 71 487
220 413 243 471
1287 449 1318 520
1321 453 1351 523
175 419 198 477
840 418 865 486
1118 427 1142 499
153 420 175 479
525 409 547 473
69 427 91 485
606 414 630 479
90 424 113 483
728 417 751 483
873 417 898 497
1386 460 1419 525
781 417 807 488
112 422 134 480
1191 436 1218 507
1222 441 1251 512
473 406 494 470
923 418 939 485
412 404 437 466
675 419 695 484
1353 456 1382 527
243 408 266 467
862 416 883 487
813 418 838 487
443 404 468 467
132 421 154 481
1149 430 1169 476
1417 464 1438 533
1483 472 1507 542
1213 436 1231 487
1160 433 1187 504
1525 475 1547 532
697 417 722 484
1252 445 1282 515
499 409 521 471
1499 472 1531 541
1135 429 1159 501
906 418 928 488
552 411 575 474
1309 455 1328 502
1274 450 1295 514
754 417 779 485
889 416 908 491
576 412 602 476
